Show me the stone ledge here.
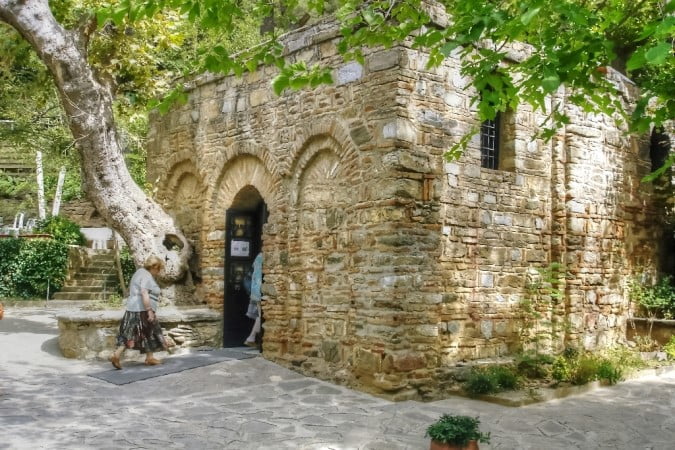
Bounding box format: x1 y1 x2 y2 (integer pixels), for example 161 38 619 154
56 307 221 324
57 307 222 360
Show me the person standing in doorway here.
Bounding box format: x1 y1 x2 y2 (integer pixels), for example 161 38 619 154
110 255 169 369
244 251 263 347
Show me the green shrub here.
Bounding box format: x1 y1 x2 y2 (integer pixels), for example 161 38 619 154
596 359 623 385
490 365 521 390
35 216 86 246
605 346 646 372
630 275 675 319
464 365 520 396
464 369 497 395
119 246 136 287
0 173 32 198
0 238 68 298
570 356 600 385
516 352 554 379
552 355 574 382
425 414 490 445
664 336 675 360
0 238 22 297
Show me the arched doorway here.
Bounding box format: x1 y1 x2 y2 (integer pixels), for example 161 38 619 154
223 185 267 347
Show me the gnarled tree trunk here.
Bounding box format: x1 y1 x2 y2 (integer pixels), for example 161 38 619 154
0 0 191 282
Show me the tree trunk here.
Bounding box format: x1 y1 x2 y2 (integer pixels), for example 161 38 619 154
0 0 191 282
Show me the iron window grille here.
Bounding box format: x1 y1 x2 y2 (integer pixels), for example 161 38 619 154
480 115 500 170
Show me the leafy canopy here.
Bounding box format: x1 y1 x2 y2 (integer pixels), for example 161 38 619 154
97 0 673 170
0 0 261 200
2 0 672 188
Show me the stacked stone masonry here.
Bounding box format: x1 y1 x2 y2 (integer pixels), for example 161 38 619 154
147 18 668 399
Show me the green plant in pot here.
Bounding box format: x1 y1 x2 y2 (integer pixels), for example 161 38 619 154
425 414 491 450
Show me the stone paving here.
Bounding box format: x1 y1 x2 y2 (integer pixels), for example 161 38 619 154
1 305 674 449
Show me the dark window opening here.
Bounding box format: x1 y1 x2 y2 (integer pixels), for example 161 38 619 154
650 128 670 172
480 114 501 170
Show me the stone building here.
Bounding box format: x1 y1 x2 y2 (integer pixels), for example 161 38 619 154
147 17 671 399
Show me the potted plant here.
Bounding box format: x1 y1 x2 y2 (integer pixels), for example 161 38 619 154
425 414 491 450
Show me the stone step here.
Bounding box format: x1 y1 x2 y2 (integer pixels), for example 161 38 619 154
58 284 117 293
51 291 112 301
69 274 117 283
64 278 117 288
90 255 115 262
87 265 116 271
78 267 117 275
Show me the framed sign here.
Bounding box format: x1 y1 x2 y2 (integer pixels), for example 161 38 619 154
230 239 250 257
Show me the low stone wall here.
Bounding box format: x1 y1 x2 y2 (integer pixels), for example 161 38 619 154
627 318 675 346
57 308 222 360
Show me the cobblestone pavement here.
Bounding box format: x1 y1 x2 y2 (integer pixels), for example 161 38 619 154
1 306 674 449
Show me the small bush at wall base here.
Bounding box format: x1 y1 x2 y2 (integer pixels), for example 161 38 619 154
464 365 520 396
516 352 554 379
569 355 600 385
596 360 623 385
464 369 498 395
0 238 68 298
664 336 675 360
490 365 520 390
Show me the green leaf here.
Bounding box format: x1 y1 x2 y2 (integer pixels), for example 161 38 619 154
521 7 542 25
112 7 128 26
245 59 258 73
626 49 647 71
542 71 561 93
272 74 289 96
289 76 308 90
644 42 672 66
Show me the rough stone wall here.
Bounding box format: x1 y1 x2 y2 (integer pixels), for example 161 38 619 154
60 198 107 227
147 19 665 399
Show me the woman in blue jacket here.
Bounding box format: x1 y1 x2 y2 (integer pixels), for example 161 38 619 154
244 252 263 346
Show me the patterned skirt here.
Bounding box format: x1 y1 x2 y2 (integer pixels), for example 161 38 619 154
116 311 167 354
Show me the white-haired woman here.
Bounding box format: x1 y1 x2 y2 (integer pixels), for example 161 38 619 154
110 255 168 369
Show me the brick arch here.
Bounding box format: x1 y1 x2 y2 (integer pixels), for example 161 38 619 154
284 119 360 178
159 150 207 188
289 132 360 206
205 141 280 189
206 154 282 231
160 159 206 205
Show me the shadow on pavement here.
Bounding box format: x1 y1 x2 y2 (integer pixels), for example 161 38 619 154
0 317 58 335
40 336 63 357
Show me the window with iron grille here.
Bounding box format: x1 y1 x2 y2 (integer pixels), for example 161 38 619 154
480 114 500 169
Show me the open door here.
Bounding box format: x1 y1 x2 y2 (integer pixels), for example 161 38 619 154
223 200 266 347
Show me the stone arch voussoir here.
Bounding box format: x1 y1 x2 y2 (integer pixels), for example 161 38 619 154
206 154 282 234
285 119 359 177
205 141 280 189
161 159 207 204
288 123 361 207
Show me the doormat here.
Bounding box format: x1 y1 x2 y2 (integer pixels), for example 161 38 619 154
89 348 258 385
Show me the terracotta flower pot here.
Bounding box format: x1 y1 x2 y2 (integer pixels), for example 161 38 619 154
430 439 479 450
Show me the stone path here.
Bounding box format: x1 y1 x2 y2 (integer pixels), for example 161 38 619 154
1 306 674 449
